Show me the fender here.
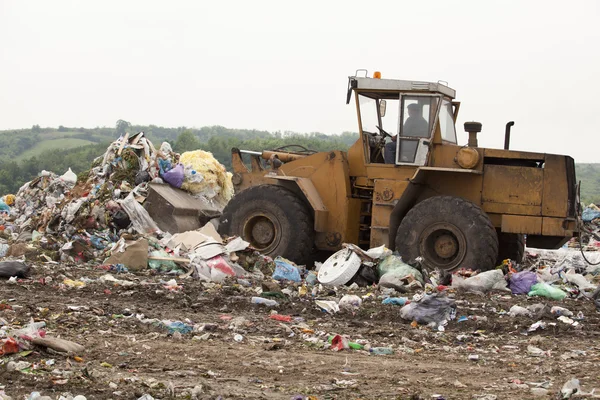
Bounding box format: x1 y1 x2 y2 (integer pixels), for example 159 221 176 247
266 175 329 232
388 167 482 250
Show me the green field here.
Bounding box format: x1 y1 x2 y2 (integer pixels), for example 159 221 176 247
16 138 96 161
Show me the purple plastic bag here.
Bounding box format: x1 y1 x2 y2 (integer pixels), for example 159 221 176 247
509 271 538 295
162 163 185 188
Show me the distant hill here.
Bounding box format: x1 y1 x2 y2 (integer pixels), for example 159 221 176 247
576 164 600 206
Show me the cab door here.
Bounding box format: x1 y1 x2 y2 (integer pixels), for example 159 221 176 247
395 94 441 166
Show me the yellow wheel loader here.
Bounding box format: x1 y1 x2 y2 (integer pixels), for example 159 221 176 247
219 70 578 270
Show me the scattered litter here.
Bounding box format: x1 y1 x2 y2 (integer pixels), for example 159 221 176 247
399 294 456 328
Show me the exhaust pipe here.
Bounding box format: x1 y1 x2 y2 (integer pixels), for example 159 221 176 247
504 121 515 150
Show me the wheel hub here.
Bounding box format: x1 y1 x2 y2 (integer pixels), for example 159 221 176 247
433 234 458 259
251 219 275 245
242 214 280 252
419 222 467 270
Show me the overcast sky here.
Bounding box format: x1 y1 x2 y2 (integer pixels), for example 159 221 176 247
1 0 598 162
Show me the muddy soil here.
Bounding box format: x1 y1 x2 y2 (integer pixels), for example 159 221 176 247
0 263 598 399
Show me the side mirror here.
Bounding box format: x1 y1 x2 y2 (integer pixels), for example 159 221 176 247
379 100 387 117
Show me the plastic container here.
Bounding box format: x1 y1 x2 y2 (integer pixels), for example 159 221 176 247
318 247 362 286
251 297 279 307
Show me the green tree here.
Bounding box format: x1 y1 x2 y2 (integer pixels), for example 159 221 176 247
173 130 201 153
116 119 131 135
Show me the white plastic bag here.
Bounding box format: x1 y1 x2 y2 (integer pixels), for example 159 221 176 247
452 270 509 293
118 193 160 234
563 271 597 292
60 168 77 185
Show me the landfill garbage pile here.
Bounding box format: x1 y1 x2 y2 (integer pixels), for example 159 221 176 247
568 203 600 250
0 132 233 266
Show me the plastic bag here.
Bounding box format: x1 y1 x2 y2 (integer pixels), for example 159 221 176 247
135 171 151 185
452 270 508 293
509 271 538 295
562 271 597 292
12 319 46 341
118 193 160 234
528 282 567 300
377 255 424 283
338 295 362 312
0 244 9 258
399 294 456 327
508 305 532 317
382 297 409 306
162 163 185 188
272 257 301 282
365 245 392 260
0 261 30 279
148 250 179 273
60 168 77 185
582 208 600 222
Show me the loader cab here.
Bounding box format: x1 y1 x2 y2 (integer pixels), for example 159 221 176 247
349 73 458 166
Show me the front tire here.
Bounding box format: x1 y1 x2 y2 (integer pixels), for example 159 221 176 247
395 196 499 271
219 185 314 264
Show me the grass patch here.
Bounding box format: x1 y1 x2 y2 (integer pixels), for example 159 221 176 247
16 138 96 161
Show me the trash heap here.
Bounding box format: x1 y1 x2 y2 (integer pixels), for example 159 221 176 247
572 203 600 250
0 132 233 267
305 241 600 332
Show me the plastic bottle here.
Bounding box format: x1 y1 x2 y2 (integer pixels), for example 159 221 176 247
251 297 279 307
370 347 394 355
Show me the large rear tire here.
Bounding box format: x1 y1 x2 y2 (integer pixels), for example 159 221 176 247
219 185 314 264
496 231 525 264
395 196 499 271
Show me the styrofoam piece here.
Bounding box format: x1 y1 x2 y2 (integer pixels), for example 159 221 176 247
317 248 361 286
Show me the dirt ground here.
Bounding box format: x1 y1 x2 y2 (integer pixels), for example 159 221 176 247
0 262 599 400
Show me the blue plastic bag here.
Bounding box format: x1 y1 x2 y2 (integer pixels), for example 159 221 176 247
382 297 409 306
158 158 173 175
272 257 301 282
582 208 600 222
509 271 538 295
162 163 185 188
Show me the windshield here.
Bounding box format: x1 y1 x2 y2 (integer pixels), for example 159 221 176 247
358 94 400 136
